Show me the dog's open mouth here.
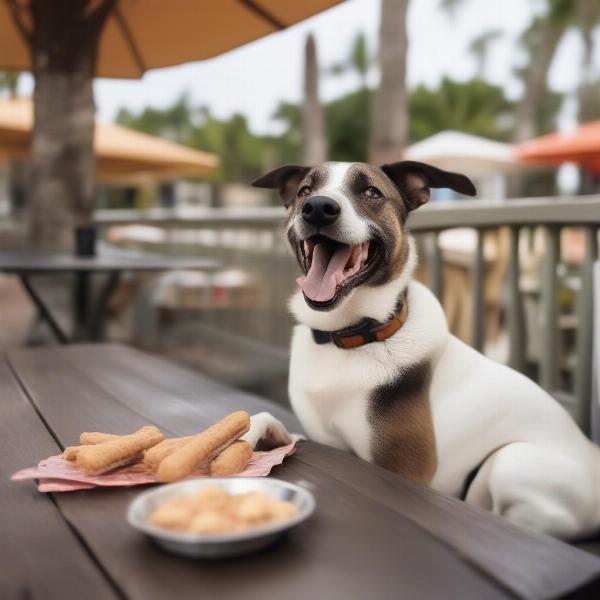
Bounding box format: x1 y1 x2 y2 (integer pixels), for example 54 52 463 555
296 234 379 307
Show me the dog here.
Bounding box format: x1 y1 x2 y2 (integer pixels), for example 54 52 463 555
240 160 600 540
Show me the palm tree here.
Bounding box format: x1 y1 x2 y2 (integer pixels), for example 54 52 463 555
512 2 572 143
370 0 409 163
327 31 373 90
469 30 502 80
575 0 600 123
303 34 326 164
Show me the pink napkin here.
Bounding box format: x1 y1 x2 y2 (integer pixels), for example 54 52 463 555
11 442 296 492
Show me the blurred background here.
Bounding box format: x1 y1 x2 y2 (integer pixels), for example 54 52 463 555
1 0 599 435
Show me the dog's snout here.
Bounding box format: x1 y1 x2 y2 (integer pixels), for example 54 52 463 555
302 196 341 227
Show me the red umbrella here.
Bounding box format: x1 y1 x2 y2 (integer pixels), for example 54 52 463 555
516 121 600 173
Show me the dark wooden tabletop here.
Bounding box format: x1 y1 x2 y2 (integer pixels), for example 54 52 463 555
2 344 600 600
0 250 219 273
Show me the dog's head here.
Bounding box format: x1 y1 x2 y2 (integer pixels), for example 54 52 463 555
253 161 475 312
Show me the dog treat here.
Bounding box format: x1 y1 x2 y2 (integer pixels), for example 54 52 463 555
63 446 84 461
65 426 157 461
148 485 296 534
149 496 199 531
143 436 194 472
76 426 164 475
80 425 161 445
79 431 121 445
209 440 253 476
156 412 250 482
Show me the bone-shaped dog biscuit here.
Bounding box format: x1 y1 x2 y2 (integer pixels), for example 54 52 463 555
156 411 250 482
80 431 121 445
143 436 194 471
76 426 164 475
64 426 158 461
209 440 253 476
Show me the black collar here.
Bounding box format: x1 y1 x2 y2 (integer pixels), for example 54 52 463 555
311 290 408 349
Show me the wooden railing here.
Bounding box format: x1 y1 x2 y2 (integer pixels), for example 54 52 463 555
95 195 600 433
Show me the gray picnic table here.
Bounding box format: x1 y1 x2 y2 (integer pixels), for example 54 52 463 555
2 343 600 600
0 250 219 343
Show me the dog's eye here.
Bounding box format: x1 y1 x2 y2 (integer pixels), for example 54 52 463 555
298 185 312 197
364 186 382 199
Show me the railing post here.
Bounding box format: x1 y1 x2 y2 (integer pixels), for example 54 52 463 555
507 226 525 372
574 226 598 435
430 232 444 301
471 228 485 352
540 226 561 392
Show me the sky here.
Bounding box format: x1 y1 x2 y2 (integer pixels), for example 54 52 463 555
17 0 600 135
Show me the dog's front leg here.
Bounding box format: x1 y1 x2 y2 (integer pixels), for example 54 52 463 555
241 412 305 450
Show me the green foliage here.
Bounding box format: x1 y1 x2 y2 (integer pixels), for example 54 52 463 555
117 75 557 184
189 110 267 182
326 32 372 88
116 93 194 141
326 88 371 161
409 77 516 142
0 71 20 97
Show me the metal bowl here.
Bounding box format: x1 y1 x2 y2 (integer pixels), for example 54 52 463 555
127 477 316 558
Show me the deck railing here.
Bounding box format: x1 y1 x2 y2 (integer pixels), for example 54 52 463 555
95 195 600 433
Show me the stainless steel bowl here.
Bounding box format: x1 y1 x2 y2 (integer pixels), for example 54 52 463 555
127 477 316 558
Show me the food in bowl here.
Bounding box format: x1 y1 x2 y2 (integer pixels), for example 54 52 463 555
148 485 297 534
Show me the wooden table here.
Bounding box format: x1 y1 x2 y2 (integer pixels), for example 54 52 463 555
0 251 219 343
3 344 600 600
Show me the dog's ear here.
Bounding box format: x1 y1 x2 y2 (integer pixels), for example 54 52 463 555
252 165 311 206
381 160 476 211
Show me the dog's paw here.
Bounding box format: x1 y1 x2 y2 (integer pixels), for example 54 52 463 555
241 412 303 450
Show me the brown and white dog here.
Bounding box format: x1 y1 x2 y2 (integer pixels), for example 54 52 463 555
241 160 600 540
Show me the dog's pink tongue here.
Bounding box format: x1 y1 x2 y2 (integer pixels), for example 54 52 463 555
298 242 352 302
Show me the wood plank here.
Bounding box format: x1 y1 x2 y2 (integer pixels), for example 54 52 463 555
59 345 600 598
471 228 485 351
574 225 598 433
507 226 526 372
293 443 600 600
6 344 299 443
430 232 444 300
0 355 117 600
62 343 300 431
7 345 512 600
540 226 561 391
35 450 508 600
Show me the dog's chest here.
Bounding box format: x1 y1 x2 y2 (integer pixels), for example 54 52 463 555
289 328 395 460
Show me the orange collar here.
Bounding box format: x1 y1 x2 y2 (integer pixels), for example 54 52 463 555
311 290 408 349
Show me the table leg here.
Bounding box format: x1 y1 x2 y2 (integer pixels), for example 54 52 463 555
89 271 121 342
19 275 70 344
73 272 91 341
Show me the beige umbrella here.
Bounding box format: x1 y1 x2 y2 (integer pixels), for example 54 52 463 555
0 1 343 77
0 97 218 183
0 0 343 249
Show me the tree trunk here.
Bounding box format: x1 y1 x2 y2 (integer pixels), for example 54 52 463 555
370 0 409 164
576 0 599 123
302 34 326 165
8 0 116 250
512 22 563 144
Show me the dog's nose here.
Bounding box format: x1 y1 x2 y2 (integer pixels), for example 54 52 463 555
302 196 341 227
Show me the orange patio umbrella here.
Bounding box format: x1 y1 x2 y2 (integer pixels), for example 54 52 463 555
0 1 344 78
0 97 219 184
516 121 600 174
